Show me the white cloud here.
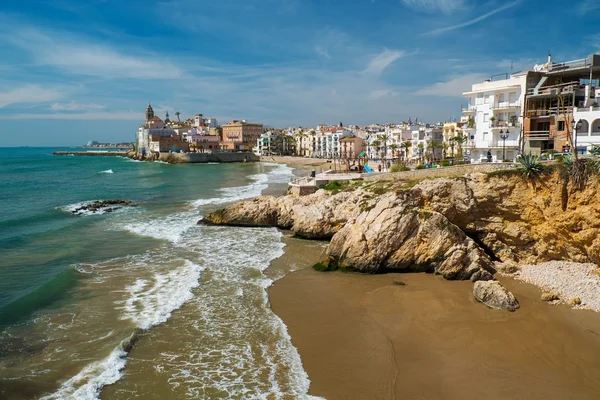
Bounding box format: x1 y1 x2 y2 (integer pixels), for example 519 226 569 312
50 101 105 111
414 73 487 97
368 89 396 99
424 0 521 35
401 0 466 13
8 28 184 79
0 111 141 120
315 46 331 59
0 85 65 108
364 49 405 75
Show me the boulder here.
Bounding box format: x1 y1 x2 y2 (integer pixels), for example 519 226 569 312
473 281 520 311
541 292 559 302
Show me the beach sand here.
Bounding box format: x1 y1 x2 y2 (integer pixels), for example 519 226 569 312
269 265 600 400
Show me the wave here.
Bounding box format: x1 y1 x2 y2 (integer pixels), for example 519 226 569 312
121 210 198 243
40 331 139 400
115 260 204 330
41 260 204 400
191 163 292 208
99 169 113 174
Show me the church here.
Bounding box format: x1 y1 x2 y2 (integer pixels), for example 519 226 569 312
136 104 188 156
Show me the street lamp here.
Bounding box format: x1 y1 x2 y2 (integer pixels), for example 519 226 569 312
572 119 583 155
499 129 509 161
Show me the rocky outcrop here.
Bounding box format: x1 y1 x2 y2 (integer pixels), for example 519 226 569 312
72 199 134 215
473 281 520 311
201 169 600 281
326 192 494 280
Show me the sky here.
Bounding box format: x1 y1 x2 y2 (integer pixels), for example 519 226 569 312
0 0 599 146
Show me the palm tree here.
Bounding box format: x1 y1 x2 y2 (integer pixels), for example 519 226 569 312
175 111 181 122
401 141 411 162
389 144 398 162
448 137 455 159
380 134 390 163
417 143 424 164
454 134 466 161
372 140 381 161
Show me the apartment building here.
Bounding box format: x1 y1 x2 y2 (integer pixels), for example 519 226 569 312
462 72 525 162
221 120 264 151
524 53 600 154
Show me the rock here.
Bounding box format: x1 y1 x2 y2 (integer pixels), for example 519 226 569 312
473 281 520 311
470 270 495 282
569 297 582 306
392 280 405 286
541 292 559 302
71 200 134 215
494 262 518 274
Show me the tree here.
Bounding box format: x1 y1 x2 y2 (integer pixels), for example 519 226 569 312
380 134 390 163
389 144 398 162
401 141 411 161
175 111 181 122
454 134 466 161
417 143 424 164
372 140 381 161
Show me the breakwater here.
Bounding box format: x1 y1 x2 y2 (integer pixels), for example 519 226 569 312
53 151 259 163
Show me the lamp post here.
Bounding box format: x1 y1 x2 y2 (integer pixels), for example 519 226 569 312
572 119 583 156
499 129 509 161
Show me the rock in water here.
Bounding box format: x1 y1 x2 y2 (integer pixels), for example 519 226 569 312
541 292 559 302
473 281 520 311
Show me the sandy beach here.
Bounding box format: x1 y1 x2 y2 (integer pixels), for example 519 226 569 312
269 265 600 400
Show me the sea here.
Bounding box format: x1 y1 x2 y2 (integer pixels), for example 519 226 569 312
0 148 319 399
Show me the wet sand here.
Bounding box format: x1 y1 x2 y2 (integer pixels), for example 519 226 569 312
270 267 600 400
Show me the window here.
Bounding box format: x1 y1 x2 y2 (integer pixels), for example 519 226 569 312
476 94 484 105
483 113 489 122
484 95 490 104
483 132 489 141
557 121 565 131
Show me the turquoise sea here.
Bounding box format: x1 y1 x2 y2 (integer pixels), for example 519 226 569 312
0 148 317 399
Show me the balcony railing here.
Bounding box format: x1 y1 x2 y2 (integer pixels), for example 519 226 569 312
461 105 476 113
493 101 519 110
526 130 550 140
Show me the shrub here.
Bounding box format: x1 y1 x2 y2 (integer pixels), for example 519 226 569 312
390 163 410 173
322 180 347 194
415 165 425 170
517 153 543 178
440 160 450 167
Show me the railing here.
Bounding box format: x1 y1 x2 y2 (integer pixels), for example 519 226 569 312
461 105 476 112
527 83 585 96
575 106 600 113
526 130 550 139
493 101 520 109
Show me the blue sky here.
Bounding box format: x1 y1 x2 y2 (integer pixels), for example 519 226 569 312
0 0 599 146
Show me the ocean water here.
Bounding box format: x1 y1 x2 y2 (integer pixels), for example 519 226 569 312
0 148 317 399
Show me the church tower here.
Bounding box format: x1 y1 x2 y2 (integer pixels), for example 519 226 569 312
145 103 155 123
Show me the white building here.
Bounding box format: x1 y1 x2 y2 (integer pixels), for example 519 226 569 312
462 72 526 163
572 85 600 153
411 126 443 162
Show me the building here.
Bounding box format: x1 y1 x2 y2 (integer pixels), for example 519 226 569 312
256 131 295 155
523 53 600 155
185 126 219 152
411 126 443 163
221 120 263 151
573 85 600 152
462 72 525 163
149 134 189 153
136 104 189 156
339 136 364 159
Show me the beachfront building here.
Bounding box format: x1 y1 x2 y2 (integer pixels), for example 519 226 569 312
411 126 443 163
185 126 219 152
294 129 315 157
310 126 353 158
442 121 469 160
221 120 264 151
149 134 189 153
573 85 600 152
136 104 188 155
462 72 525 162
339 136 365 160
256 131 295 155
523 53 600 155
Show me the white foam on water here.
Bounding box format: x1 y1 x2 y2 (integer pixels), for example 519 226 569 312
121 210 198 243
116 260 204 330
40 344 127 400
99 169 113 174
59 200 137 217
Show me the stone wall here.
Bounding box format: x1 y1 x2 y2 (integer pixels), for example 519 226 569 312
364 163 516 181
157 152 259 163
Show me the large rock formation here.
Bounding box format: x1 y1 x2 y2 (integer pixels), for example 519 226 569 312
200 169 600 281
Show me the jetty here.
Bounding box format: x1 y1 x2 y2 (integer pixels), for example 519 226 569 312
53 151 128 157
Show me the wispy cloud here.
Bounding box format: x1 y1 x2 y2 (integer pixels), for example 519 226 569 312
50 101 105 111
0 85 65 108
414 73 488 97
401 0 466 13
364 49 405 75
424 0 521 35
7 28 184 79
315 46 331 59
578 0 600 14
0 111 140 120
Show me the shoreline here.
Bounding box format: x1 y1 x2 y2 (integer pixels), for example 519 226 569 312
269 266 600 399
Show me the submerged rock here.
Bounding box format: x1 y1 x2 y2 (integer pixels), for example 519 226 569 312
71 200 134 215
541 292 559 302
473 281 520 311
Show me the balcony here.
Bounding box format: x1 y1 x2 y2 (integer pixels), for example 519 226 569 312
526 130 550 140
490 121 519 130
461 105 476 113
492 101 519 110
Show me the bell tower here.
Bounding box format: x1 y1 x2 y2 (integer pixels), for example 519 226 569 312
145 103 154 123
